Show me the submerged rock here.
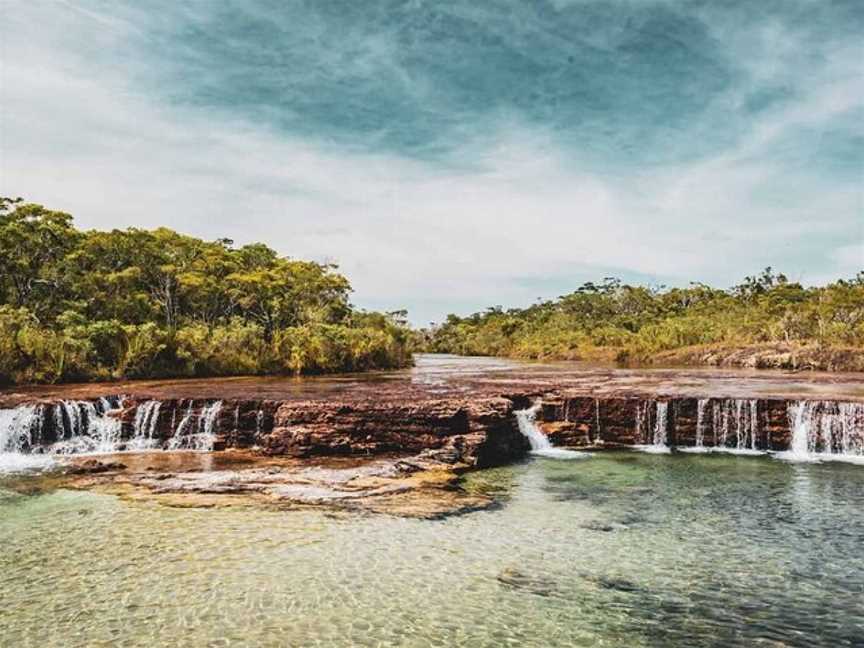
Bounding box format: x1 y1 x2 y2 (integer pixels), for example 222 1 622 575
579 520 629 533
66 459 127 474
59 451 496 519
497 567 558 597
580 573 647 594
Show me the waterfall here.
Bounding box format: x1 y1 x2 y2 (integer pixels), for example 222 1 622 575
129 401 162 450
0 405 43 454
516 403 551 451
515 403 588 459
635 401 650 443
0 399 124 470
0 396 226 472
695 399 708 448
779 401 864 463
653 402 668 446
634 400 671 453
694 399 763 455
679 398 711 453
83 401 123 453
167 402 195 450
0 405 52 472
168 401 222 451
197 401 223 451
787 401 812 459
48 400 122 455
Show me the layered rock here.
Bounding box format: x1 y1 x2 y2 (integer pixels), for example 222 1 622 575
261 397 527 466
536 395 861 452
3 386 862 460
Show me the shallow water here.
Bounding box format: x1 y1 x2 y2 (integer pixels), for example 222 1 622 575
4 353 864 407
2 452 863 647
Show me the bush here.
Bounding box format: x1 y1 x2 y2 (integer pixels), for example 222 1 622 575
0 197 414 384
424 270 864 369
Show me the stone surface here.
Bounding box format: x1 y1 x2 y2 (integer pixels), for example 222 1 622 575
54 451 495 519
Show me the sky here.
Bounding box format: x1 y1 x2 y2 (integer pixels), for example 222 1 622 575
1 0 862 326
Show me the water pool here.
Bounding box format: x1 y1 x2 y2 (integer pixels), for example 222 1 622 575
2 452 862 647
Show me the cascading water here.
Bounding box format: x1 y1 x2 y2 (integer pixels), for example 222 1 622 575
168 401 222 451
779 401 864 464
684 399 762 455
83 400 123 454
515 403 588 460
715 399 762 455
653 402 668 447
0 405 53 471
679 399 713 454
167 402 195 450
695 399 708 449
41 399 124 455
635 401 649 443
0 397 227 472
129 401 162 450
634 400 671 453
0 399 123 470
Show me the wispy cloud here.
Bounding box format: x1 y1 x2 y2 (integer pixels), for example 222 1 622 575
1 0 861 325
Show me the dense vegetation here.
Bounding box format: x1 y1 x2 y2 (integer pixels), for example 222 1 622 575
424 270 864 371
0 198 413 384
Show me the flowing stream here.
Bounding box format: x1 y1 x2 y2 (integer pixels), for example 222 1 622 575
515 403 588 460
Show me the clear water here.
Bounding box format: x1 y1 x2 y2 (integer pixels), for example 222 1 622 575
2 452 863 647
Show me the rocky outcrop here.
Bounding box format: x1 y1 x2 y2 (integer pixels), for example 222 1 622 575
6 391 863 458
8 395 528 467
56 451 500 519
536 395 860 452
262 397 527 466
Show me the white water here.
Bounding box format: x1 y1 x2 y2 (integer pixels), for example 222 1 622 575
684 399 765 456
776 400 864 464
695 398 708 448
653 402 669 447
634 400 671 454
0 397 226 472
129 401 162 450
677 399 712 454
168 401 222 451
515 403 589 460
710 398 765 455
0 405 53 471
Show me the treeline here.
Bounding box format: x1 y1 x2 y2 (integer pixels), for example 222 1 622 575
423 270 864 371
0 198 413 384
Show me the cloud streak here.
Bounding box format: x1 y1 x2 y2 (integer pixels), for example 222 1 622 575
1 0 861 325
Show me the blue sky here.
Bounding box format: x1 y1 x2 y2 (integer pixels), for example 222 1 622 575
1 0 862 325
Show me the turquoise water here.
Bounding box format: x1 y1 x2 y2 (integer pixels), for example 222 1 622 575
2 452 863 647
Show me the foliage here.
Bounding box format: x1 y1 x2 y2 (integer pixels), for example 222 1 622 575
0 199 413 384
425 270 864 367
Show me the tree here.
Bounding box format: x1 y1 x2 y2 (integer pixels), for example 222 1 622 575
0 200 79 316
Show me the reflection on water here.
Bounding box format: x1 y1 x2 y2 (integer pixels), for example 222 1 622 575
2 452 863 647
